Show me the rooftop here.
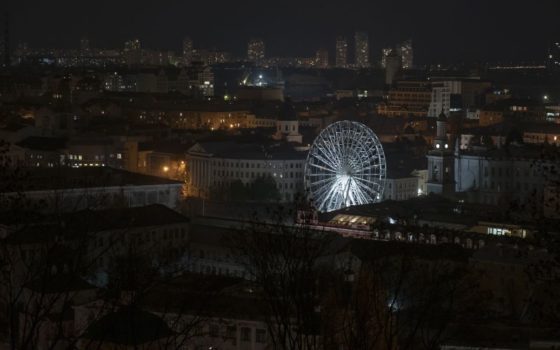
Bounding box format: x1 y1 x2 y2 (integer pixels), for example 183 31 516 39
3 167 182 193
16 136 68 151
6 204 189 244
460 143 557 160
188 141 307 160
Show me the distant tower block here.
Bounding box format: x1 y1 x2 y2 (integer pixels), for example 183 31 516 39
247 38 265 66
335 36 348 68
385 50 401 85
354 31 370 68
182 37 193 66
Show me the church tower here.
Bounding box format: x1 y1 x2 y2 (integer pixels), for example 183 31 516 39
426 110 455 195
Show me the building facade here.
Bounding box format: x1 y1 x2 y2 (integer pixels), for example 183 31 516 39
335 36 348 68
354 31 370 68
381 47 392 68
454 145 553 210
315 48 329 68
398 39 413 69
247 38 265 65
186 142 307 202
182 37 193 66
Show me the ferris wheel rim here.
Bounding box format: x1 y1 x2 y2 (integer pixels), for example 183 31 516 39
304 120 386 213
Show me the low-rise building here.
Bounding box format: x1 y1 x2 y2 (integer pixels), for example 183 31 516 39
454 144 556 211
186 141 307 202
1 167 183 212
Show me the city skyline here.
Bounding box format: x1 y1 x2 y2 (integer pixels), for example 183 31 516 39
3 0 560 64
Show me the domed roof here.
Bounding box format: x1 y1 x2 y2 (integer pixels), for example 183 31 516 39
278 99 298 121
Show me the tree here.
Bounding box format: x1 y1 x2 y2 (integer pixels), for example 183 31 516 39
229 206 335 350
249 175 281 202
0 142 230 349
229 179 248 201
320 240 486 350
229 204 488 350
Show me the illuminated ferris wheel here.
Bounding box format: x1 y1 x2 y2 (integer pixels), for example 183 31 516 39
304 121 386 213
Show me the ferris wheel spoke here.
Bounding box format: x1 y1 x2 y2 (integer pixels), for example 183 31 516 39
354 177 383 196
354 176 382 187
309 158 337 173
312 177 338 198
347 130 361 157
316 133 342 165
319 181 342 212
353 177 379 195
354 164 381 173
347 179 367 202
315 139 342 170
325 134 344 163
309 176 338 189
342 177 353 207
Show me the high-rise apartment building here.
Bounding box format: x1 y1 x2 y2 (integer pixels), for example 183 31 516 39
123 39 142 66
354 31 370 68
381 47 393 68
182 37 193 66
315 48 329 68
548 41 560 70
385 50 401 85
335 36 348 68
398 39 414 69
247 38 265 65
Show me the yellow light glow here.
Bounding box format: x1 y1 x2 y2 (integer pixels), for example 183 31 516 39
163 166 169 172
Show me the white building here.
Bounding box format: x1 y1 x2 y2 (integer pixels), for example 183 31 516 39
383 176 419 201
186 142 307 202
428 79 491 117
454 144 553 209
383 155 427 201
428 81 453 117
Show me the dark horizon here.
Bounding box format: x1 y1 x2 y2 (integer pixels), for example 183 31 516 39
4 0 560 64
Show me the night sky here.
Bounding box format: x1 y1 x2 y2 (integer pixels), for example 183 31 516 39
4 0 560 64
